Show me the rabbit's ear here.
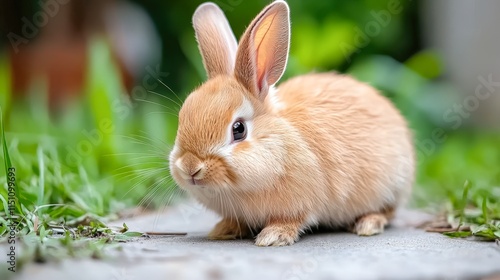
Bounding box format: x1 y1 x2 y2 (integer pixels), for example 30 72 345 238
193 3 238 78
234 1 290 100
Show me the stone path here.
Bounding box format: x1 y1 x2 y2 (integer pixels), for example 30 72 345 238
4 203 500 280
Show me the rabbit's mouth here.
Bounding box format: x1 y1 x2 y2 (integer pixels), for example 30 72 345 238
187 178 206 186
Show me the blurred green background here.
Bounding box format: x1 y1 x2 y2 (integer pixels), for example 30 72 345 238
0 0 498 237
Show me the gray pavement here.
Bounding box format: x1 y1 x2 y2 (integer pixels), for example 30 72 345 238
5 202 500 280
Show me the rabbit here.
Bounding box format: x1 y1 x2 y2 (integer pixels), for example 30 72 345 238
169 0 415 246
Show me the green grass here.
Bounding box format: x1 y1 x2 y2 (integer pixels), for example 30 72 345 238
416 133 500 240
0 39 183 265
440 181 500 240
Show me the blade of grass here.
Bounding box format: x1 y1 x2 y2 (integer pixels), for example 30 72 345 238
0 108 14 218
457 180 471 230
0 194 9 216
0 53 11 119
481 196 488 223
1 108 12 175
443 231 472 238
37 146 45 207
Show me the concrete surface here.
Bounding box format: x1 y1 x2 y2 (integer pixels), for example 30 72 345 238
5 203 500 280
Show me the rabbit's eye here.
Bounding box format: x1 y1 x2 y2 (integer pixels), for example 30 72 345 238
232 120 247 142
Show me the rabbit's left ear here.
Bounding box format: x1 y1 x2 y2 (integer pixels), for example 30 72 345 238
234 1 290 101
193 2 238 78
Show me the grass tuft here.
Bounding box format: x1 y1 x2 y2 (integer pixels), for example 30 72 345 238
0 39 180 266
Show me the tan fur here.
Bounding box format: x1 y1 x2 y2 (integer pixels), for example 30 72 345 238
208 217 250 240
169 1 415 246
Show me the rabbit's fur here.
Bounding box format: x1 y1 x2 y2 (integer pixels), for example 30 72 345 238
169 1 415 246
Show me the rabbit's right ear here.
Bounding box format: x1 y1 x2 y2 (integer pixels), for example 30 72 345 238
193 3 238 79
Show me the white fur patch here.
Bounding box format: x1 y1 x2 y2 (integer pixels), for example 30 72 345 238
255 227 297 246
169 145 179 169
267 86 285 113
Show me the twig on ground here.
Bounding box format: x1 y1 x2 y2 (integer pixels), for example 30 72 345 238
144 232 187 236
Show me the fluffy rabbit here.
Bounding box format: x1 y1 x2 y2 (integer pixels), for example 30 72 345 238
169 0 415 246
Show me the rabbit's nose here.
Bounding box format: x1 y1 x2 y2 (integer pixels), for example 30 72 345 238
175 153 205 180
190 167 202 177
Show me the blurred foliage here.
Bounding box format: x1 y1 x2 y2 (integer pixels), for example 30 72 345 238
0 0 499 242
0 38 181 237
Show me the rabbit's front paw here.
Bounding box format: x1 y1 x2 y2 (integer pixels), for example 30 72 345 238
255 224 300 246
354 213 388 236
